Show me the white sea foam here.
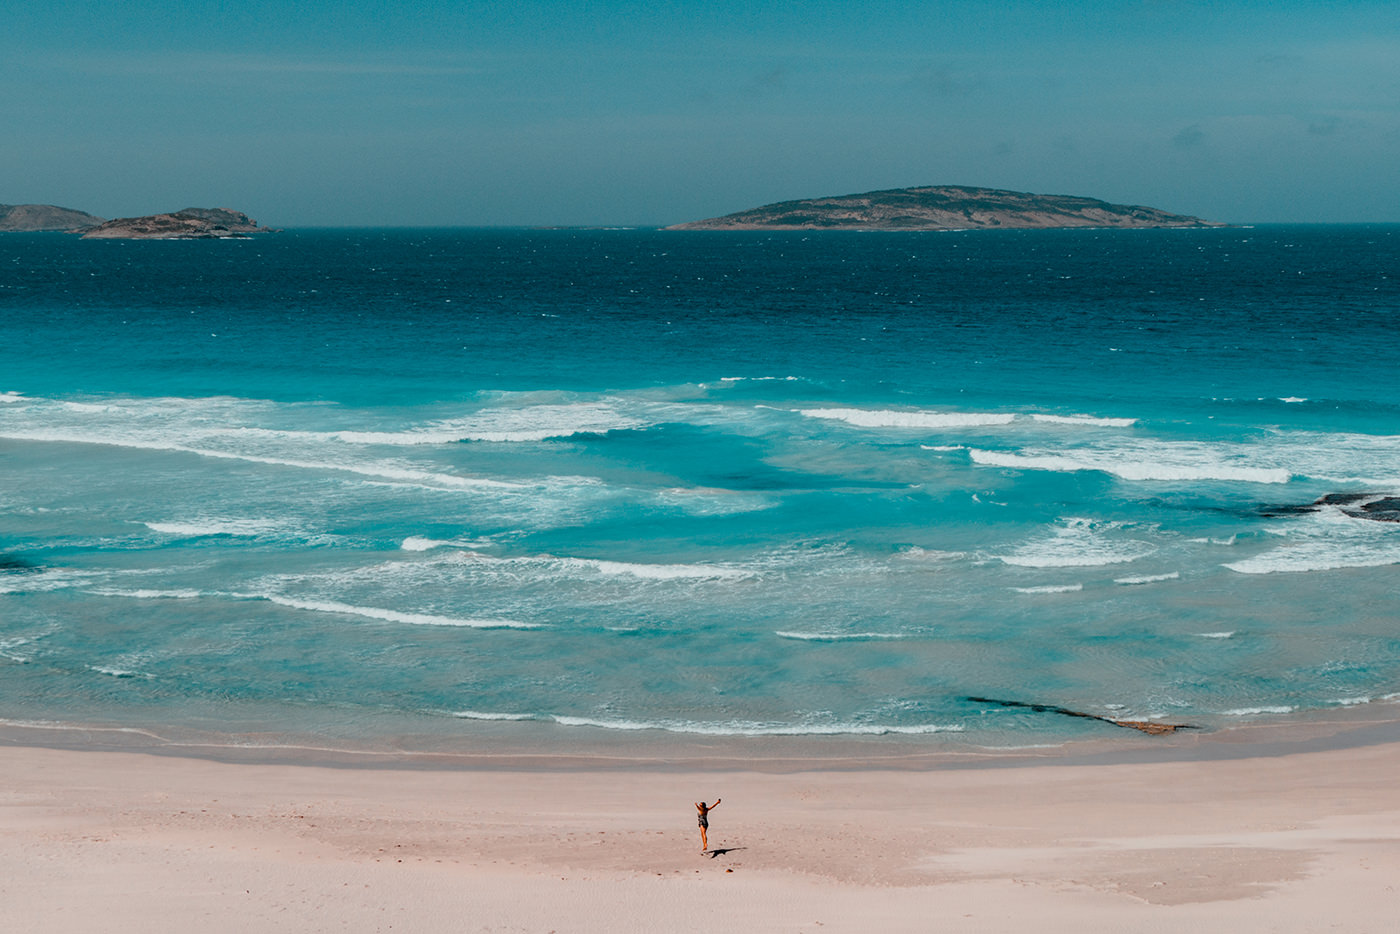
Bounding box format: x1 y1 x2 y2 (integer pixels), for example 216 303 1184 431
968 447 1292 484
800 407 1016 429
1223 513 1400 574
719 376 800 383
1279 397 1308 404
1011 584 1084 594
1219 706 1295 716
1333 696 1372 707
653 487 776 518
455 551 752 582
88 588 204 600
774 631 908 641
562 557 751 581
0 637 34 663
1224 548 1400 574
1029 414 1137 427
0 426 526 492
145 518 286 537
333 402 648 445
0 568 101 595
998 520 1156 569
262 595 538 629
547 715 964 736
451 710 534 721
0 392 25 404
401 536 493 552
87 665 152 679
1113 572 1180 585
1197 631 1236 639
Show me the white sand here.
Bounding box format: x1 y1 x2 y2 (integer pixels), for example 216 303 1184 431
3 731 1399 932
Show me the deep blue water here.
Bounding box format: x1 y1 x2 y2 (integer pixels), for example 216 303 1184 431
2 226 1398 750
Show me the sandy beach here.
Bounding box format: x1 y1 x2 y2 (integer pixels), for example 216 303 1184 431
4 719 1399 933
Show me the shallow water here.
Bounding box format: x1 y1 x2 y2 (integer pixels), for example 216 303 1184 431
2 226 1398 750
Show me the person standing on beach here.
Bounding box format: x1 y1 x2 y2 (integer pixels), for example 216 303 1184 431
695 798 720 852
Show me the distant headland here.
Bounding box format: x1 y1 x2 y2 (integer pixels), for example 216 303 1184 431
82 208 269 239
667 185 1222 230
0 204 271 238
0 204 105 232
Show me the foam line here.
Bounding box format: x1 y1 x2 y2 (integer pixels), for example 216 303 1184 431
800 408 1016 428
262 595 538 629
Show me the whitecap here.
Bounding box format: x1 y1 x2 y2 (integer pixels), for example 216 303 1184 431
561 557 751 581
401 536 493 552
774 631 908 641
451 710 535 721
1011 584 1084 594
261 595 538 629
1223 523 1400 574
800 407 1016 429
333 403 648 445
1219 706 1295 716
968 447 1292 484
87 665 153 679
87 588 204 600
1113 572 1180 585
0 427 524 492
145 518 285 537
1029 414 1137 428
1197 631 1236 639
998 520 1156 569
457 552 752 582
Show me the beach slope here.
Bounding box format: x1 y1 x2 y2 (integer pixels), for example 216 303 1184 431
3 737 1398 932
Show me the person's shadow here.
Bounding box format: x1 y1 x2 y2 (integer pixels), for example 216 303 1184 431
705 847 746 858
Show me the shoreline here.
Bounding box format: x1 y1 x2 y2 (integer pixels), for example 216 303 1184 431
6 700 1400 773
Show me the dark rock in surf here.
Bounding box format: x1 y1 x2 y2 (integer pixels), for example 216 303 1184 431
1261 493 1400 523
966 696 1196 735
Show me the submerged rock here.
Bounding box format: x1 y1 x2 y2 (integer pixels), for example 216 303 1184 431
966 697 1196 735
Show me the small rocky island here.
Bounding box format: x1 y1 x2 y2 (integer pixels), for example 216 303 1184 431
668 185 1221 230
0 203 105 232
81 208 269 239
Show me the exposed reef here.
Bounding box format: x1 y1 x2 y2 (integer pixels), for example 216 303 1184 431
967 696 1197 735
668 185 1222 231
1262 492 1400 523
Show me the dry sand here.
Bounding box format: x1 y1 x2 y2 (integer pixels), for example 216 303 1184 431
3 723 1399 933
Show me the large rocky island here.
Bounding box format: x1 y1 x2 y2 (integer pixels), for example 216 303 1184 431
0 204 105 232
81 208 269 239
668 185 1221 230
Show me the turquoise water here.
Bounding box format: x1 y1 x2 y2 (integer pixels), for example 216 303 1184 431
1 226 1398 749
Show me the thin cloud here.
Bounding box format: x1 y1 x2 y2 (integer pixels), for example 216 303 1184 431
39 51 483 78
906 64 984 98
1173 124 1206 148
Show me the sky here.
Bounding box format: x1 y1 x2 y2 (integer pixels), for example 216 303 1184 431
3 1 1397 226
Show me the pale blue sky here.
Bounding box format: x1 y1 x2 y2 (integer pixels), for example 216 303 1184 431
4 1 1396 225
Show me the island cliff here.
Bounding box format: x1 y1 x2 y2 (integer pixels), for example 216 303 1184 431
0 204 105 232
667 185 1221 230
81 208 269 239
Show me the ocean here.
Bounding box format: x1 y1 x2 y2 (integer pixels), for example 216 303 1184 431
2 225 1397 752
